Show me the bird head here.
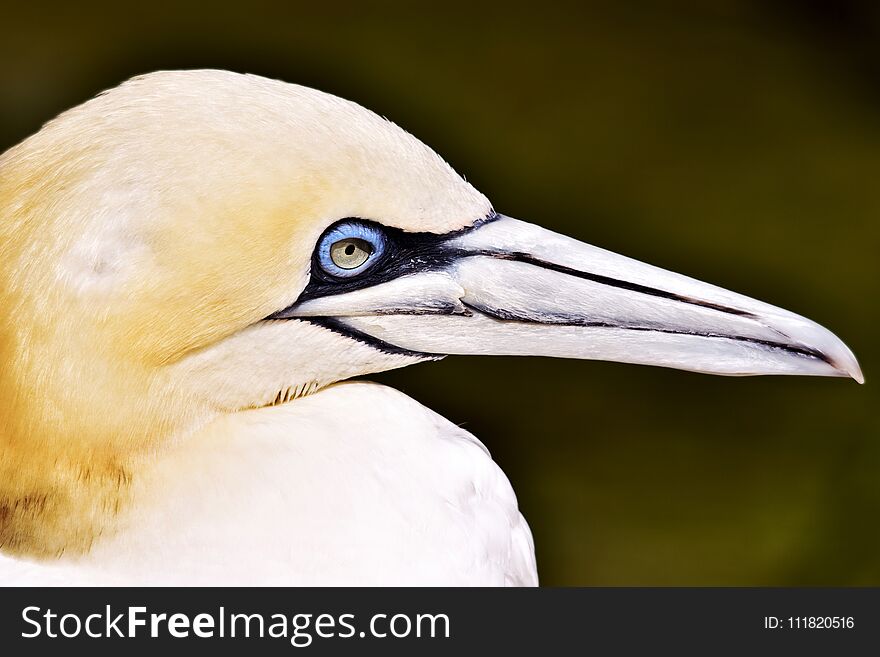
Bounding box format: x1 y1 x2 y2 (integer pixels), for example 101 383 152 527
0 70 861 554
1 67 864 448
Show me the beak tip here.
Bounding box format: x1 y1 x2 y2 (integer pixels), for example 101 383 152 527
847 364 865 385
830 348 863 384
782 316 863 384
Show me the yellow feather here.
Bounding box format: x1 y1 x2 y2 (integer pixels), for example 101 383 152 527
0 70 489 556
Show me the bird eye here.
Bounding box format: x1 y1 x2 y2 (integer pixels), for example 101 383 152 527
317 221 386 278
330 238 372 269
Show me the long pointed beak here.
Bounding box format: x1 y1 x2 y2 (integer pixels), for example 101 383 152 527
286 215 863 382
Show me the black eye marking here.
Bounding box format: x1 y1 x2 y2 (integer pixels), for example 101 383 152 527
265 213 498 320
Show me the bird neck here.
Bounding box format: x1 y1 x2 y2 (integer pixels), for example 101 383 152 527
0 366 200 559
0 440 137 558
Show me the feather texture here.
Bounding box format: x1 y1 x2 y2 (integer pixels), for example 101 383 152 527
1 382 537 586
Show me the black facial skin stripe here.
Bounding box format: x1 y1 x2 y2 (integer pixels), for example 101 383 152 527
462 300 834 366
266 219 484 318
300 317 443 359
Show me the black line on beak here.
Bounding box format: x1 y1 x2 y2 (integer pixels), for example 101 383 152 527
462 300 834 366
267 214 757 327
471 250 758 319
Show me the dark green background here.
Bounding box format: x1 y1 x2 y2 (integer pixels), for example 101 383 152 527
2 1 877 585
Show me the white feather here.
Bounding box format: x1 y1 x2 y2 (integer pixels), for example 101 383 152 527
1 382 537 586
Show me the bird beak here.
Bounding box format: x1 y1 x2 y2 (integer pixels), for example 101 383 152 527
286 215 863 381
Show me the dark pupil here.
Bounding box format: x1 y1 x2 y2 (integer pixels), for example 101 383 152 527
344 243 356 256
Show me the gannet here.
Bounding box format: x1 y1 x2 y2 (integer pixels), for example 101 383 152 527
0 70 862 586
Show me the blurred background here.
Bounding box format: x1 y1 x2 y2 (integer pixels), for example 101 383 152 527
2 0 877 585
